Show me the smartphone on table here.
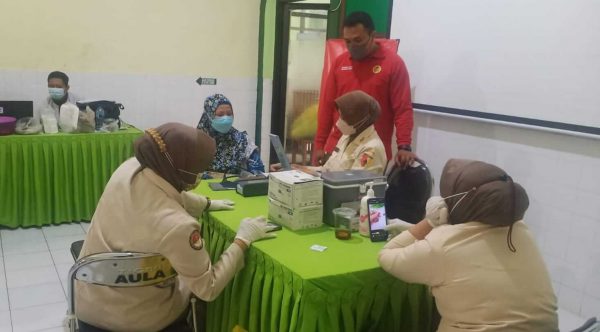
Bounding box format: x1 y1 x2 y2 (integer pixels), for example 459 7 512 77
367 198 388 242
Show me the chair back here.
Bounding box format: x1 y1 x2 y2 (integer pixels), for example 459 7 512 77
67 251 177 331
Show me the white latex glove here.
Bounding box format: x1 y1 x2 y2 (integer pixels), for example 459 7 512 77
384 218 415 240
208 199 235 211
181 191 209 218
425 196 449 227
235 216 277 246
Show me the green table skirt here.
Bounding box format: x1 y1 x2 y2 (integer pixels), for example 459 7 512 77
0 128 142 228
203 213 433 332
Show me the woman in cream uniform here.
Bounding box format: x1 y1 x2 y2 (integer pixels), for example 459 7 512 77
379 159 558 332
321 90 387 174
76 123 274 331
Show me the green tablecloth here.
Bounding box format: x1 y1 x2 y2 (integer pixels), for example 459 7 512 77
195 182 433 332
0 128 142 228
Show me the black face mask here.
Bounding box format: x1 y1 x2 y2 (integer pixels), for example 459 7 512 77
348 36 373 60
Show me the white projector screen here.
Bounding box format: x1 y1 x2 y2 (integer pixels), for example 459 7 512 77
391 0 600 136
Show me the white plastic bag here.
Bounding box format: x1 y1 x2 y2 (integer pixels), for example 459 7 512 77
41 107 58 134
58 102 79 133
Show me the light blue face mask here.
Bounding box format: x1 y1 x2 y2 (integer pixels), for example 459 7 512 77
211 115 233 134
48 87 65 101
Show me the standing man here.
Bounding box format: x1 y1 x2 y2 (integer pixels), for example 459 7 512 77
313 11 416 168
34 71 81 123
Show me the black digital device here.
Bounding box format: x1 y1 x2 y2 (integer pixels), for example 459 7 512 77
367 197 388 242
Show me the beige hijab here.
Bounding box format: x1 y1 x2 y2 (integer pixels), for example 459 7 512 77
134 123 216 192
440 159 529 251
335 90 381 133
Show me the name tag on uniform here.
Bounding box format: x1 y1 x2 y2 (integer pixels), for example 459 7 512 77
341 66 353 71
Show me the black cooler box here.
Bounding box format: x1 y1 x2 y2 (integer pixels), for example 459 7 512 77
321 170 387 226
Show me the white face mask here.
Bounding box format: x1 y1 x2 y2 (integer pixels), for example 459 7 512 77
336 118 356 135
443 187 476 214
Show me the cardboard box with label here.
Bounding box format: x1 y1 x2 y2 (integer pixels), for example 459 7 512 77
268 198 323 231
268 170 323 208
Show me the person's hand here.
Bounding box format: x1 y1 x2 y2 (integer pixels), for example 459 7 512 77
269 163 283 172
384 218 415 240
235 216 277 246
208 199 235 211
394 150 417 169
425 196 449 227
312 149 326 166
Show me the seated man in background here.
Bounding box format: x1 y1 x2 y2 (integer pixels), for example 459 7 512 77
34 71 81 124
379 159 558 332
271 90 387 175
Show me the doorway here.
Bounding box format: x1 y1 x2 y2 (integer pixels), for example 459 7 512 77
271 1 329 165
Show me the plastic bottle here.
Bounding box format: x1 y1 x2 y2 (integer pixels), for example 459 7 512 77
95 106 105 131
359 182 375 237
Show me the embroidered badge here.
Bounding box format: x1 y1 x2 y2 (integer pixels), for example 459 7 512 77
372 65 382 74
189 230 204 250
341 65 353 71
360 152 373 167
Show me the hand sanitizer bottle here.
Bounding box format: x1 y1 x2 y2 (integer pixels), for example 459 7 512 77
359 182 375 237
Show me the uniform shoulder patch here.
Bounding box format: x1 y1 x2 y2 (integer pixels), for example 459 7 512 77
189 230 204 250
360 151 374 167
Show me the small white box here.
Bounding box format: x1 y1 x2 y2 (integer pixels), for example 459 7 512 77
268 170 323 208
268 198 323 231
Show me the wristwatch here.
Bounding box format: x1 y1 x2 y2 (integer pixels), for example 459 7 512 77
398 144 412 152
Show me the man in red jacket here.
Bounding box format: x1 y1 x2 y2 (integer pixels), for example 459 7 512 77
313 11 417 169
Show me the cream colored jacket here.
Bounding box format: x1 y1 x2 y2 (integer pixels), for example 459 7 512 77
379 221 558 332
322 125 387 174
76 158 244 331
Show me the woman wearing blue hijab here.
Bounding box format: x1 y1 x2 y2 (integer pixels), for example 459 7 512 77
197 94 265 174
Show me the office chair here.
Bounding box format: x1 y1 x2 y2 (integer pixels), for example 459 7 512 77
66 250 199 332
572 317 600 332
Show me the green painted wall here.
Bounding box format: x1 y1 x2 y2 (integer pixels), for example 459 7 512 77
345 0 392 35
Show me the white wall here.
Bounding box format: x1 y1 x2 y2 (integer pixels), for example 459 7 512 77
414 112 600 318
0 0 261 135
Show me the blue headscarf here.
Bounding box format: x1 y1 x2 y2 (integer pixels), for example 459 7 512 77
197 94 254 173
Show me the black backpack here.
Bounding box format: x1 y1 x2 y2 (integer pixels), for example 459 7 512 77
384 159 433 224
76 100 124 130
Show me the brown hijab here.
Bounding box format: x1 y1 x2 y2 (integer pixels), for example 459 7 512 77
134 123 216 192
335 90 381 133
440 159 529 227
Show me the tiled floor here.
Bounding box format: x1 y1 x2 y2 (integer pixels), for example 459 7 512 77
0 222 89 332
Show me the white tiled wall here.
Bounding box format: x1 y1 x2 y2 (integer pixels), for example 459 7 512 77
0 69 259 136
414 111 600 319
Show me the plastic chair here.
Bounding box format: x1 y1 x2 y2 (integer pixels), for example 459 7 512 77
572 317 600 332
66 250 198 332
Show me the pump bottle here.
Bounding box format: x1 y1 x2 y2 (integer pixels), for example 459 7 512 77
359 182 375 237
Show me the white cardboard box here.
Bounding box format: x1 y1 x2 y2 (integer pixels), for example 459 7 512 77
268 170 323 208
268 198 323 231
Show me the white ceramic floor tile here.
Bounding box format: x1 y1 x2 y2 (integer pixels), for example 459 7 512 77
0 311 12 332
54 264 72 282
6 266 60 289
50 249 75 265
558 308 586 332
42 223 85 239
8 282 65 309
1 238 48 256
11 301 67 332
0 288 9 312
4 251 53 271
80 222 91 233
0 228 44 244
45 234 85 251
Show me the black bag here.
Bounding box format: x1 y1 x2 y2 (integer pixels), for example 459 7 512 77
76 100 124 130
385 159 433 223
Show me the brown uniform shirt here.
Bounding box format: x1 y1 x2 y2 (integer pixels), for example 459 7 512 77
76 158 244 331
